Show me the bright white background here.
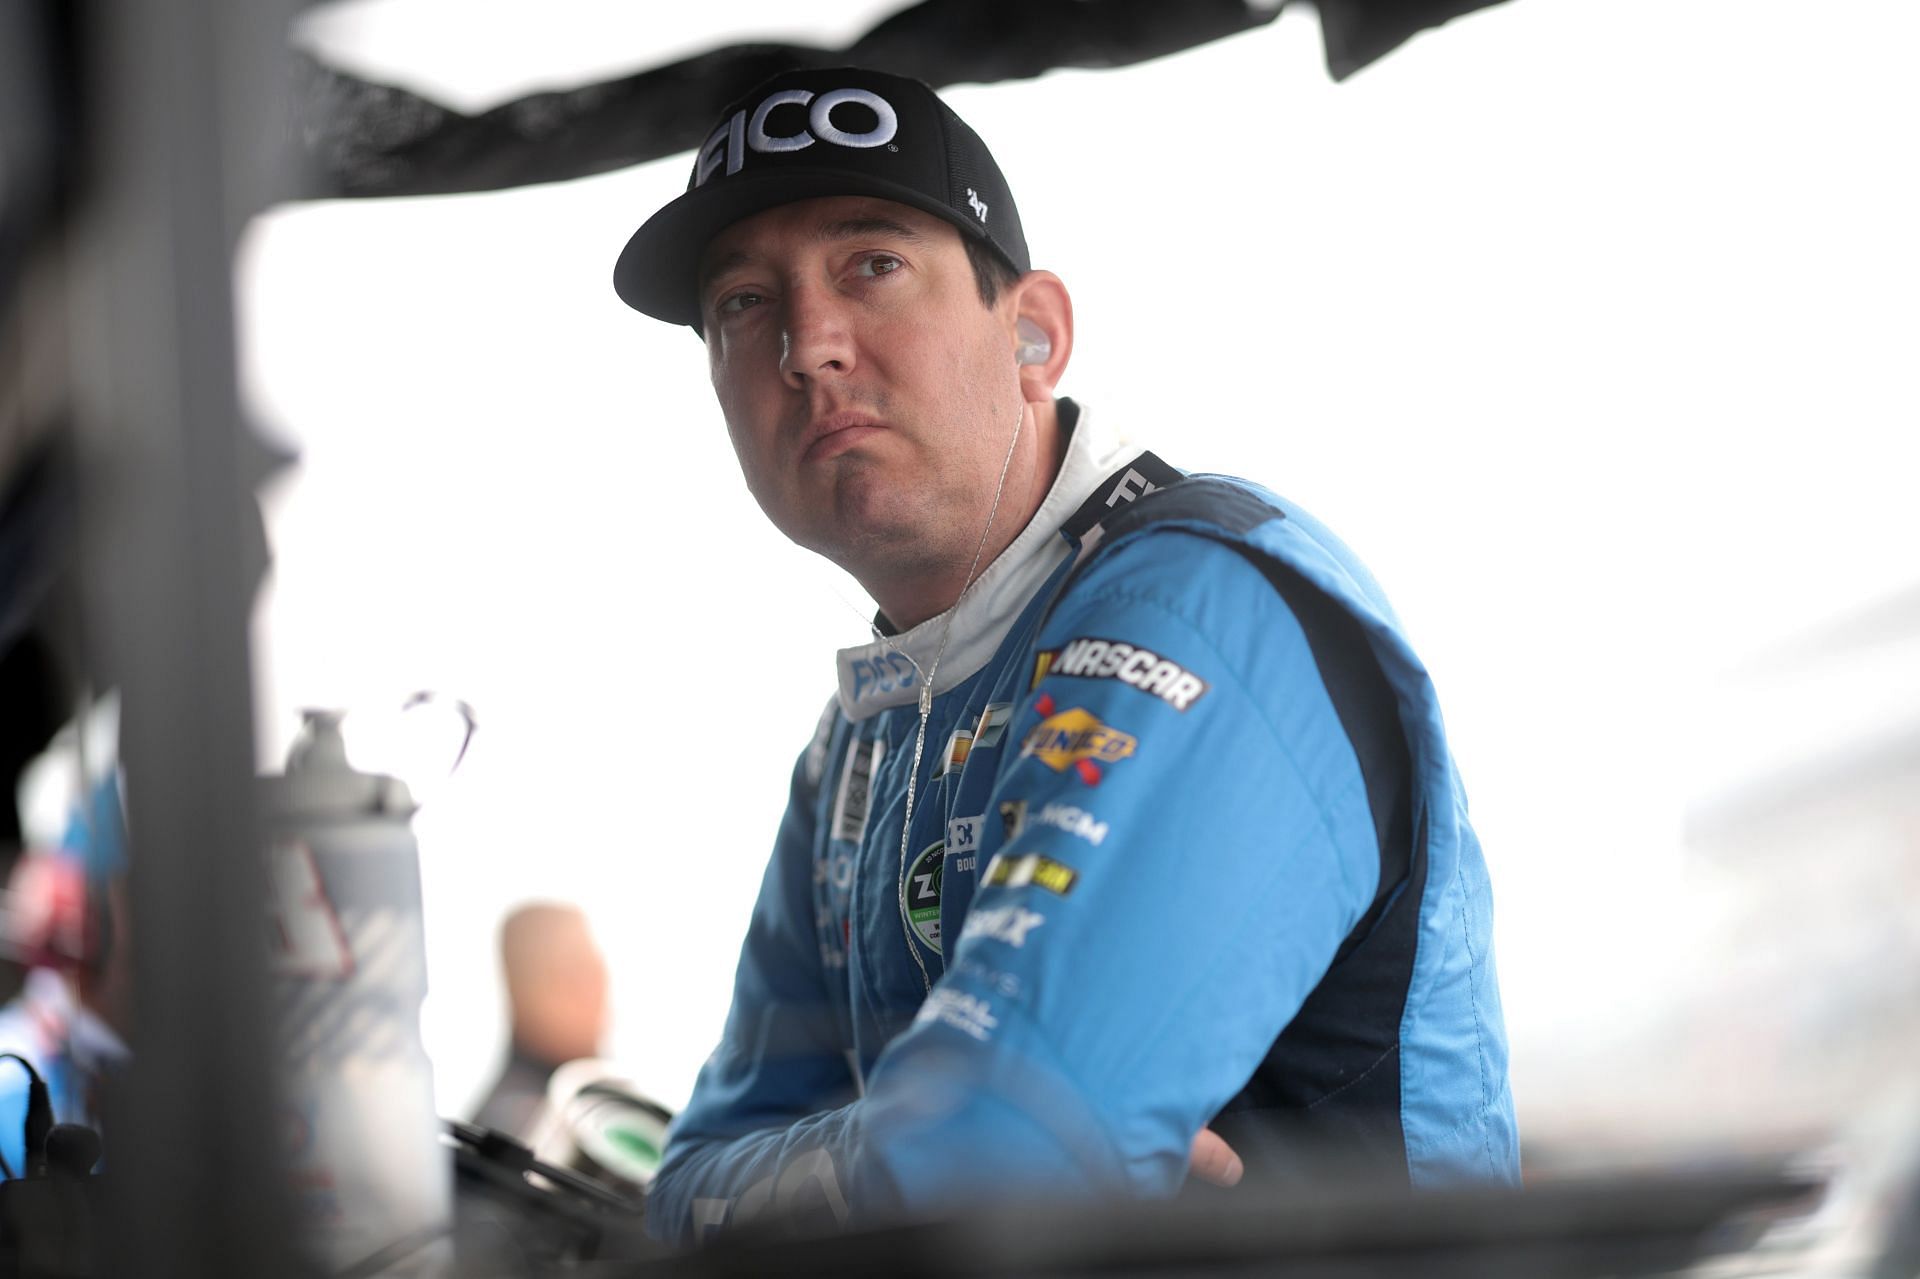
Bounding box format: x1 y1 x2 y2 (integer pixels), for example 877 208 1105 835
239 0 1920 1153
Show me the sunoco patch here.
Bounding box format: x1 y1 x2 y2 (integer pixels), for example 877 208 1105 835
1020 707 1138 773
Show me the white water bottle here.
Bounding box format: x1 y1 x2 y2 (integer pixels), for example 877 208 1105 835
261 708 453 1276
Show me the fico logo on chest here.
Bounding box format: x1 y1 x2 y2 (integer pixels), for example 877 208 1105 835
696 88 900 187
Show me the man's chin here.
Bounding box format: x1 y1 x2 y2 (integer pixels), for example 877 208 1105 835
801 500 933 580
826 465 922 539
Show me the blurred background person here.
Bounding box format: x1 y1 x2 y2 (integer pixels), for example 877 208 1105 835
470 902 609 1141
0 767 132 1178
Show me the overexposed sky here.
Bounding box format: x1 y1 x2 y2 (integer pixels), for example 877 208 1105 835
240 0 1920 1136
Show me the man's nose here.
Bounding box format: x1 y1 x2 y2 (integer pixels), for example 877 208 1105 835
779 285 855 388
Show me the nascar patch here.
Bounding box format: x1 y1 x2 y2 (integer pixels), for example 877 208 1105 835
1033 636 1209 711
1020 707 1138 773
982 852 1079 897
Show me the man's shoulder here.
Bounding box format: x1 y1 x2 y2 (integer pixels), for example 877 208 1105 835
1074 470 1401 636
1046 468 1414 684
1065 472 1290 610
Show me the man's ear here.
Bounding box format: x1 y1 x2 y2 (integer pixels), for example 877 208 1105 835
1008 271 1073 402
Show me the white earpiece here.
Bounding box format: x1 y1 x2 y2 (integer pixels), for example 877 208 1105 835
1014 317 1051 367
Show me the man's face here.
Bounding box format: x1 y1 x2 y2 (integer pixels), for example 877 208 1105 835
698 196 1028 589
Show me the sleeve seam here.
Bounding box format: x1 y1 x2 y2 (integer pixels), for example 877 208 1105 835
1040 578 1380 1098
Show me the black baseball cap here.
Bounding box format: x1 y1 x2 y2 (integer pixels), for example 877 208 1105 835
613 67 1030 327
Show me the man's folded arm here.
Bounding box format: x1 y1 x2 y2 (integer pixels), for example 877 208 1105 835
645 744 859 1243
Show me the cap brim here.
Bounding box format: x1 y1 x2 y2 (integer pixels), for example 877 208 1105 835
613 170 996 328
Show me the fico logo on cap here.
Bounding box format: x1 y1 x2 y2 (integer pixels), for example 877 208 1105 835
695 88 900 188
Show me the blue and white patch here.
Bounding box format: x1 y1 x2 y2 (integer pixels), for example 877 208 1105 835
915 988 999 1042
1031 802 1108 847
958 904 1046 949
946 813 983 874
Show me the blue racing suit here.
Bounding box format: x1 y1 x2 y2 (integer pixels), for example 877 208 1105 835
647 402 1518 1243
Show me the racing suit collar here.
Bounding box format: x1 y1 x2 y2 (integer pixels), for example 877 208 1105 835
835 400 1141 721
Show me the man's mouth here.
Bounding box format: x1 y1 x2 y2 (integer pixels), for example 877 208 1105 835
801 412 887 463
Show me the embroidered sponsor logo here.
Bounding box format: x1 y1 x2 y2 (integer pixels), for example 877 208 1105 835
696 87 900 187
948 814 981 873
1030 651 1056 691
952 956 1024 999
813 850 856 891
973 702 1013 749
998 799 1027 841
1044 636 1209 711
1104 466 1162 508
1032 802 1108 846
983 852 1079 897
915 988 999 1041
959 904 1047 948
965 187 989 224
947 814 982 857
902 840 945 953
831 737 884 843
1020 707 1138 773
848 650 919 707
931 727 973 778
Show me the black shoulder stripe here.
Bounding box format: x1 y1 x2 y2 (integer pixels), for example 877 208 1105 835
1059 451 1188 542
1048 476 1285 619
1257 559 1414 926
1096 474 1281 544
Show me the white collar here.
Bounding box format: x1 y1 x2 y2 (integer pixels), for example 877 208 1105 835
834 403 1141 721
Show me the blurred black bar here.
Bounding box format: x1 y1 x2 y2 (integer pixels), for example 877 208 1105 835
621 1166 1822 1278
294 0 1514 201
68 0 303 1273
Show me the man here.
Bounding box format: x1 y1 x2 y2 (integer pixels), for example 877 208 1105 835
613 67 1518 1246
470 902 610 1140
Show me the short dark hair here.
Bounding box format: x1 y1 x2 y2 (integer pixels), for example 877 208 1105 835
964 236 1022 307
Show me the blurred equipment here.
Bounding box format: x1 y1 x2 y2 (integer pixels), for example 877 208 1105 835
443 1118 661 1275
472 903 610 1142
260 708 454 1276
528 1060 674 1203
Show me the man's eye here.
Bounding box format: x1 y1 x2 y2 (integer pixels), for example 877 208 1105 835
858 254 903 278
717 291 766 316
